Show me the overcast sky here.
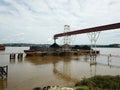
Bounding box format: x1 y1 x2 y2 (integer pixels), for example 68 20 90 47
0 0 120 45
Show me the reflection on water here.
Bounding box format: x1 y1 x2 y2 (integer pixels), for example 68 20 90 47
10 58 23 64
0 47 120 90
53 62 79 82
26 56 80 82
25 56 73 65
0 79 7 90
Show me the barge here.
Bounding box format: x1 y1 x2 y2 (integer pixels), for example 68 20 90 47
0 45 5 50
24 50 99 56
24 43 99 56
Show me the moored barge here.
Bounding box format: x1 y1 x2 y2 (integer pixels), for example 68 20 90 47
24 43 99 56
0 44 5 50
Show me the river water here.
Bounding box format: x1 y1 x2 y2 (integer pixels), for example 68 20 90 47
0 47 120 90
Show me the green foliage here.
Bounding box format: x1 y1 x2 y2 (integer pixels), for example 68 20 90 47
75 75 120 90
75 79 89 86
75 86 89 90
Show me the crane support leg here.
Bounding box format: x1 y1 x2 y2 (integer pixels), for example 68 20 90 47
87 31 101 56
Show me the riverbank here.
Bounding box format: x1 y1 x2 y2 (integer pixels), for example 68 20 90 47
3 43 120 48
75 75 120 90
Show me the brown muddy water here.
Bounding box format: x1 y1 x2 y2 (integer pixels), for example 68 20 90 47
0 47 120 90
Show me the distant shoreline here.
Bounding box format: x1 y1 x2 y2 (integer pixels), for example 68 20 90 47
2 43 120 48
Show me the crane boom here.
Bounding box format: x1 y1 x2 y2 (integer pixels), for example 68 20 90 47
54 22 120 39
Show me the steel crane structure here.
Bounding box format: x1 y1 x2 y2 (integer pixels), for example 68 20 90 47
54 22 120 40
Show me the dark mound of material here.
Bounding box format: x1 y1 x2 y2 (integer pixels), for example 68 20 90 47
50 43 60 48
72 45 91 50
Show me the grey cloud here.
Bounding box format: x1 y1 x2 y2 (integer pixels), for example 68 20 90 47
0 0 11 6
14 0 37 13
0 0 119 44
0 0 19 15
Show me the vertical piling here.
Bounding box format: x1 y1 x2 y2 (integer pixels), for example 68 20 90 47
17 53 23 59
10 53 16 59
6 65 8 78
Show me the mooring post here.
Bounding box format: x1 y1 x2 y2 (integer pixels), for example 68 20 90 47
6 65 8 78
10 53 16 59
17 53 23 59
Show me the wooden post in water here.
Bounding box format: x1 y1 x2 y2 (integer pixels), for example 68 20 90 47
10 53 16 59
6 65 8 78
17 53 23 59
